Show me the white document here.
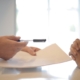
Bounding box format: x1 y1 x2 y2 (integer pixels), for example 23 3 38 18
0 43 72 68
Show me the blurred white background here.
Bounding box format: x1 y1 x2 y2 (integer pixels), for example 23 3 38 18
16 0 79 78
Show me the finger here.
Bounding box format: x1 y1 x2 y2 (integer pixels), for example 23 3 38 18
73 39 79 50
7 41 28 52
76 39 80 50
71 55 76 60
30 47 40 52
77 49 80 54
6 35 20 41
70 47 77 55
15 42 28 48
69 52 72 56
70 44 77 55
69 52 76 60
22 47 36 56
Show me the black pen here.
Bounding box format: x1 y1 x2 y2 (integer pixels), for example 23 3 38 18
17 39 46 42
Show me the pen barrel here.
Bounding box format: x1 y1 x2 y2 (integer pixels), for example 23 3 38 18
17 39 46 42
33 39 46 42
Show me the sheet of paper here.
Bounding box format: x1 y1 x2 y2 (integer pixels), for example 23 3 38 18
0 43 72 68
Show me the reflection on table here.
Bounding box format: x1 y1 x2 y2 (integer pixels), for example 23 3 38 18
0 60 78 80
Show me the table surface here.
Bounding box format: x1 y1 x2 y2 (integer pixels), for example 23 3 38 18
0 60 79 80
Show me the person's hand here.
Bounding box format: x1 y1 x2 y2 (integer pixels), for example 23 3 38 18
69 39 80 59
69 39 80 68
0 36 27 60
22 46 40 56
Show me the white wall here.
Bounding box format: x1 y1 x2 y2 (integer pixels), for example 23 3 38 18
0 0 16 36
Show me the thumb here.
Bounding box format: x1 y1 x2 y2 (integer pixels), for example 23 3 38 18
6 36 20 41
16 42 28 48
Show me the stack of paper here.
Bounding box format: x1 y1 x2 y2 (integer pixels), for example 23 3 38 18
0 43 72 68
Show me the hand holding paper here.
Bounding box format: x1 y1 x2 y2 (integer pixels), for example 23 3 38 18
0 36 27 60
0 43 72 68
22 46 40 56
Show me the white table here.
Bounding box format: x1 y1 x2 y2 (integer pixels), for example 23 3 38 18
0 60 79 80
